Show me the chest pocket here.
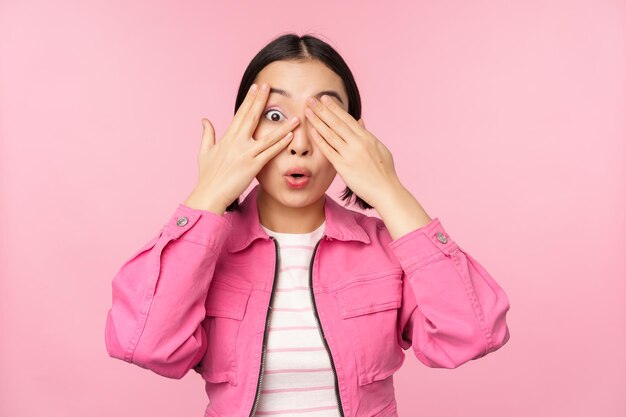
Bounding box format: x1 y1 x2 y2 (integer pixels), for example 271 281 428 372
196 279 252 386
336 273 405 386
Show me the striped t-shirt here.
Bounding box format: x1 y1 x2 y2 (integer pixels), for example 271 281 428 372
254 220 341 416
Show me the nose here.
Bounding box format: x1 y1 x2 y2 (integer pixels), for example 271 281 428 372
286 114 315 156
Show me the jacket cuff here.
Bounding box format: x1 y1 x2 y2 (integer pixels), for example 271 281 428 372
161 203 232 254
388 217 458 272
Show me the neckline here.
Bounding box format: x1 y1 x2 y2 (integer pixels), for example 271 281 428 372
260 220 326 236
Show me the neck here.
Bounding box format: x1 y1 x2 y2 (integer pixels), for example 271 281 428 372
257 188 326 233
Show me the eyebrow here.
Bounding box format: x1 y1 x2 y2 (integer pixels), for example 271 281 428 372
269 87 345 105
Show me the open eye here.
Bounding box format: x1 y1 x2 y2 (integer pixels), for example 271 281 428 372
264 108 287 123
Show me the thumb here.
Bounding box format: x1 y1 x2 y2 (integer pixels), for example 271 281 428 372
200 118 215 152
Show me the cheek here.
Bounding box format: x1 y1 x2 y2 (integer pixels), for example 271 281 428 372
319 159 336 178
320 154 334 168
255 163 269 183
257 154 279 176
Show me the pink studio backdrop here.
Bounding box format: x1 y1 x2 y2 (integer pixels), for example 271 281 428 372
1 1 624 416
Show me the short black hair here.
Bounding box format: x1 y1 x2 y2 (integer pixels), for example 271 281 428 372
224 32 373 213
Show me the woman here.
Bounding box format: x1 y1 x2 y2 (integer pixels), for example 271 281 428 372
105 33 511 417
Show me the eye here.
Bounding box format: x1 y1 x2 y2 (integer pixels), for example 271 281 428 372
264 108 287 123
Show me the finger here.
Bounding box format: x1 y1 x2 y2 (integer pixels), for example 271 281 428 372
358 117 365 128
225 83 260 137
306 97 355 146
240 82 271 137
257 115 300 142
252 130 294 162
304 107 346 154
309 125 341 168
318 95 363 136
200 118 215 153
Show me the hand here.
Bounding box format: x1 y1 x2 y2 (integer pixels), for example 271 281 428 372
304 95 402 208
185 83 300 212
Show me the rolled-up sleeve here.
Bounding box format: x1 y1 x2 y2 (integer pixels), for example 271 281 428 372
389 217 511 368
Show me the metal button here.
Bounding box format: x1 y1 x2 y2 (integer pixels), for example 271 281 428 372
176 216 189 227
436 232 448 244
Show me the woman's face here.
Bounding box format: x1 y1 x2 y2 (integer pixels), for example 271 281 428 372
251 59 349 209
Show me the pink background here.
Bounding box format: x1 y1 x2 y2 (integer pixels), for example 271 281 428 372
1 1 624 416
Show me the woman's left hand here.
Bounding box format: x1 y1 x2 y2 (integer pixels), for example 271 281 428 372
304 95 403 208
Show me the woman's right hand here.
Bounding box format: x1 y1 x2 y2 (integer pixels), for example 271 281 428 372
184 82 300 214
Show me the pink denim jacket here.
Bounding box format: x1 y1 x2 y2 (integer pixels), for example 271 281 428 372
105 184 511 417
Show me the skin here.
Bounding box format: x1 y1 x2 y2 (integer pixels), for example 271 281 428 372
252 60 347 233
252 59 433 238
185 58 433 240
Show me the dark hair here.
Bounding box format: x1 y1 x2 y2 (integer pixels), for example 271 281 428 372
224 32 373 212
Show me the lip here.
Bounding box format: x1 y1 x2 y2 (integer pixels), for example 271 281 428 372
284 167 312 177
285 175 310 189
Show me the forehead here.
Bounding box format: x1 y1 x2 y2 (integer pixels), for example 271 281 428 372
254 60 348 105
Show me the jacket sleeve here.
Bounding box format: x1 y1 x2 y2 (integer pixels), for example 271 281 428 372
388 217 511 369
104 203 232 379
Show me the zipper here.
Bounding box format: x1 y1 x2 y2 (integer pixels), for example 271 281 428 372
249 236 280 417
309 236 345 417
249 234 345 417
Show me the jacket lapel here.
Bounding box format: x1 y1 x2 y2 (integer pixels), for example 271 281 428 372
227 184 370 253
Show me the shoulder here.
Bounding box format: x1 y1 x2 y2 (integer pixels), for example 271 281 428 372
344 206 393 244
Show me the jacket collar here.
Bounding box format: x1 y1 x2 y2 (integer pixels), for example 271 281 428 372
227 184 370 253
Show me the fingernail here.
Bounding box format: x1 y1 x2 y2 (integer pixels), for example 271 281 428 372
250 84 258 93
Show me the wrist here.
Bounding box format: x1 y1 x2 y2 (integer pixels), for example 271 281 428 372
183 190 228 216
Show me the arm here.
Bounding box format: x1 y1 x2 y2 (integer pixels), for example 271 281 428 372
104 203 232 379
389 217 511 368
373 184 510 368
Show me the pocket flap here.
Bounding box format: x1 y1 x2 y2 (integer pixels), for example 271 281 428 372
336 278 402 319
205 280 252 320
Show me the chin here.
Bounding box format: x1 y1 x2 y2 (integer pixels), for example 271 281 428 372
280 189 319 204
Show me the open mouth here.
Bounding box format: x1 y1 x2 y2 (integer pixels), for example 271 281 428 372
285 173 310 188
